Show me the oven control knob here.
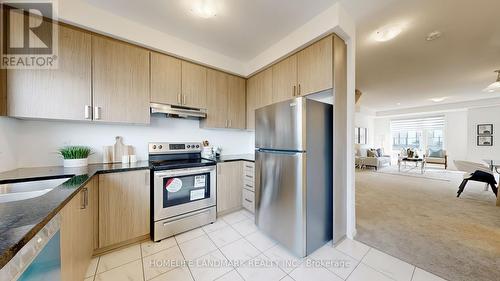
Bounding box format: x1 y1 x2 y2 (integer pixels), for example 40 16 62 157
187 145 190 148
196 145 200 148
152 145 157 149
158 145 163 149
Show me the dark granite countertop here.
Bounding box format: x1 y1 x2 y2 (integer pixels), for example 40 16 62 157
0 161 150 269
208 154 255 163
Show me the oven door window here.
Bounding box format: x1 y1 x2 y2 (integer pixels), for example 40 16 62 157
163 172 210 208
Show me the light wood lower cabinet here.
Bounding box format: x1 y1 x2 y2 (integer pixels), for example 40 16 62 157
98 170 150 248
60 178 95 281
92 35 150 124
216 162 243 214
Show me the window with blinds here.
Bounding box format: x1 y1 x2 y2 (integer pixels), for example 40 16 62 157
391 116 445 151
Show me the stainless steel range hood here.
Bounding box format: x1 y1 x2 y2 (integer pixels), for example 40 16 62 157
150 103 207 119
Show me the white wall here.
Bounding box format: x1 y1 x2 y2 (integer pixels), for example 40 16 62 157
467 105 500 163
444 111 468 169
0 116 254 170
0 117 19 172
354 112 375 147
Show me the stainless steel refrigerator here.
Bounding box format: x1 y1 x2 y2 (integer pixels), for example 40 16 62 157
255 97 333 257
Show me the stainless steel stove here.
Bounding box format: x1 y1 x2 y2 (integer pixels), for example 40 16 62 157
149 142 216 242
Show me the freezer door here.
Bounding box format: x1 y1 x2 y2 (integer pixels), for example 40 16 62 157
255 97 305 151
255 149 306 257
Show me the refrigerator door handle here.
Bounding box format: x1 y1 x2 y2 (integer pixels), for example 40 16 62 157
256 149 305 155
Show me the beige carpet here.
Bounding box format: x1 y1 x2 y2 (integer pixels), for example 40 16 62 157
355 169 500 281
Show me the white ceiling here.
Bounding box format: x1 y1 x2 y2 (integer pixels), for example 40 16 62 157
82 0 337 61
351 0 500 112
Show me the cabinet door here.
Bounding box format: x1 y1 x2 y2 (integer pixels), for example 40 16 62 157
181 61 207 109
246 68 272 130
297 36 333 96
272 54 297 103
92 36 150 124
0 68 6 116
227 75 246 129
151 52 182 105
98 170 150 248
217 162 243 214
203 69 228 128
7 22 91 120
61 180 93 281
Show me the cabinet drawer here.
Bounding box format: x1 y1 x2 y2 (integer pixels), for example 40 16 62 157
243 162 255 170
243 168 255 181
242 189 255 213
243 179 255 192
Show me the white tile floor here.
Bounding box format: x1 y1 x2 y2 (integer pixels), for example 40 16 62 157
85 210 448 281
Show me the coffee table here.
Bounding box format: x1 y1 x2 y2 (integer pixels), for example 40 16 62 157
398 157 426 174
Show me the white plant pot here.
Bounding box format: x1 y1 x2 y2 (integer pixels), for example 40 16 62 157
63 158 88 168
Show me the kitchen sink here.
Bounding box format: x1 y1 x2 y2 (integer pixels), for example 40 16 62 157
0 178 71 204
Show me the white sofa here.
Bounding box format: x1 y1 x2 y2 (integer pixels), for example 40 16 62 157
355 146 391 170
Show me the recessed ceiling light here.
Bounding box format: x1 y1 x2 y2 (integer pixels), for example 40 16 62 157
483 70 500 93
397 102 401 106
429 97 447 102
372 24 405 42
426 31 442 41
191 0 217 19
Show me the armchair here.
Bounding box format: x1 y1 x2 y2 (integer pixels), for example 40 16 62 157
424 149 448 169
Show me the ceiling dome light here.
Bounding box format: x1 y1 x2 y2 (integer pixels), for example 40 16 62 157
191 0 217 18
483 70 500 93
429 97 447 102
426 31 442 41
372 24 404 42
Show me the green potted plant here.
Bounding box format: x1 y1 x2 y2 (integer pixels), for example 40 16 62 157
58 146 93 168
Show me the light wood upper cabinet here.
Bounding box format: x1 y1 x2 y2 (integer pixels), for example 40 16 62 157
227 75 246 129
0 69 6 116
151 52 182 105
7 24 92 120
272 54 297 103
98 170 150 248
217 162 243 214
61 179 94 281
204 69 228 128
246 68 272 130
92 36 150 124
202 71 246 130
297 36 333 96
182 61 207 109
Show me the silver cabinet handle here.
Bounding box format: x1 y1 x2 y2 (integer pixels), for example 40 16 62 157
81 187 88 209
225 120 228 128
298 84 301 96
177 94 182 105
94 106 101 120
182 94 186 105
84 105 92 119
293 85 296 96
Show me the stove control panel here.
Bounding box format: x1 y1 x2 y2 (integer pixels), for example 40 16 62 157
149 142 202 154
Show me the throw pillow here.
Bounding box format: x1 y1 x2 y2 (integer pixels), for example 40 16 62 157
376 148 383 157
429 149 444 158
367 149 377 157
